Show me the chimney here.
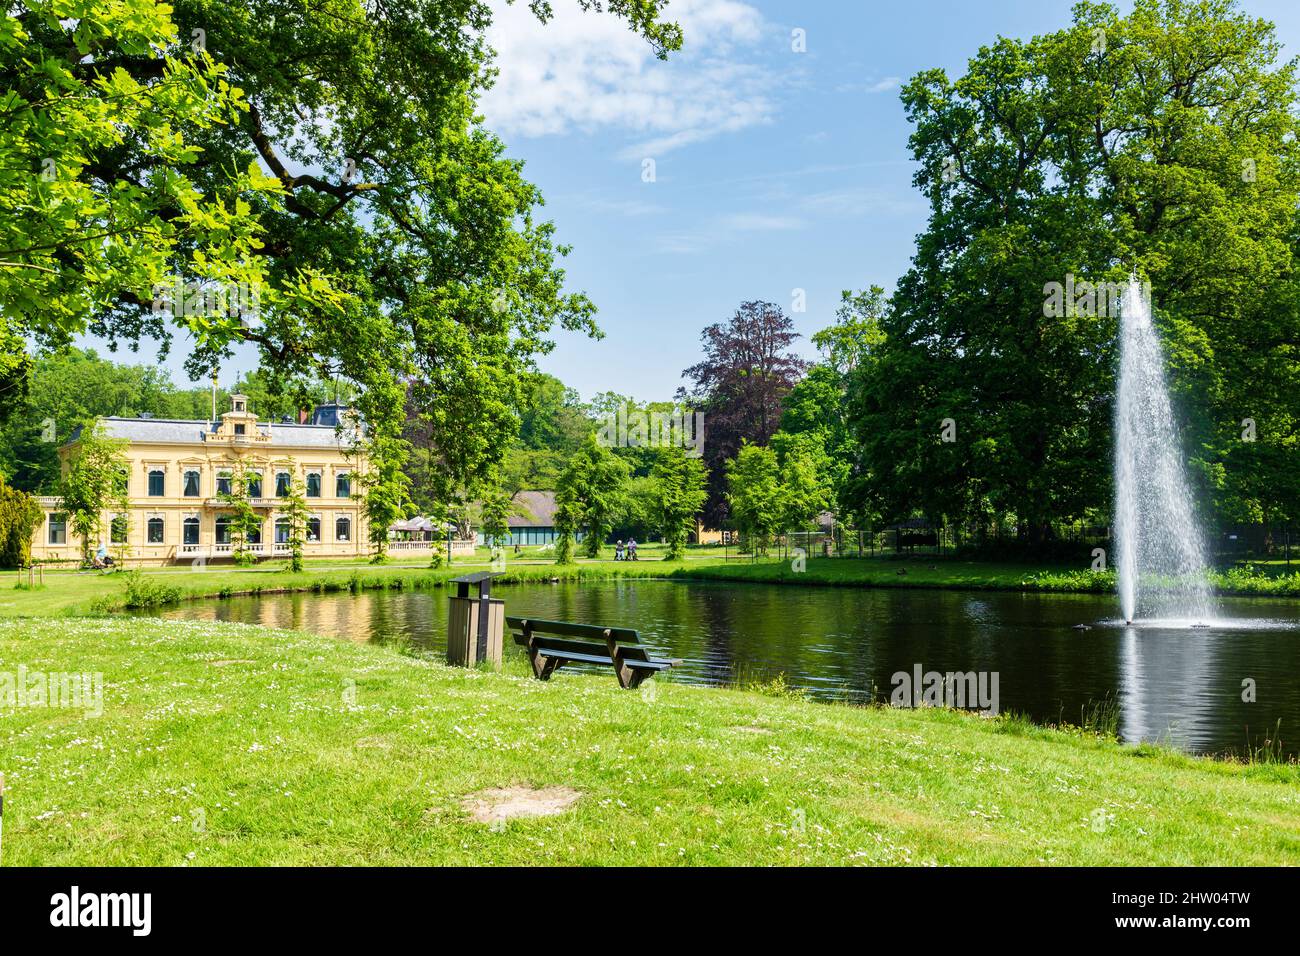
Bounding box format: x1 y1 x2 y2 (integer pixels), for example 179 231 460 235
298 408 308 424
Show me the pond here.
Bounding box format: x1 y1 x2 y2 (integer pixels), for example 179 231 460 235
153 579 1300 758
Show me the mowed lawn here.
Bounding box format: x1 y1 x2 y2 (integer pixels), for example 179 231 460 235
2 617 1297 866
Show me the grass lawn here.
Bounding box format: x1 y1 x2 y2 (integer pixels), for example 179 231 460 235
1 616 1297 866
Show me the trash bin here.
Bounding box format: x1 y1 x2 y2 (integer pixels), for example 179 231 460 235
447 572 504 669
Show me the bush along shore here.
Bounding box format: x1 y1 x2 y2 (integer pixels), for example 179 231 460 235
6 554 1300 618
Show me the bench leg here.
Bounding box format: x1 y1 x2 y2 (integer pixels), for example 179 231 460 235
624 668 652 690
530 650 563 681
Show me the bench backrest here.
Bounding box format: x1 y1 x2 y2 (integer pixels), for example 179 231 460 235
506 616 641 645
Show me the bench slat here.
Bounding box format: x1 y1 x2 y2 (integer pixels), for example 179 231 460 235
506 616 641 645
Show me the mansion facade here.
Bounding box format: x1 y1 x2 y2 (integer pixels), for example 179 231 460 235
32 396 370 566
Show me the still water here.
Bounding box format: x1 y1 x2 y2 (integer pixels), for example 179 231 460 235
155 579 1300 758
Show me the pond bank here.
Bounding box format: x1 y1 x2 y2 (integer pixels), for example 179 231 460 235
5 554 1298 618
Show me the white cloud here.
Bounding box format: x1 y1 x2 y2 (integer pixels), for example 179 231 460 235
480 0 776 157
836 76 902 95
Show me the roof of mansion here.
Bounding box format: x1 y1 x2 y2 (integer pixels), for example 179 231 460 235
68 417 358 449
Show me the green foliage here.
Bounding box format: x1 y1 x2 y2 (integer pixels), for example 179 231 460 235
553 436 630 560
120 571 182 609
651 448 708 560
846 0 1300 542
0 473 41 568
219 462 264 566
0 0 274 415
726 438 832 554
277 465 311 574
478 485 514 545
726 444 784 554
58 423 128 564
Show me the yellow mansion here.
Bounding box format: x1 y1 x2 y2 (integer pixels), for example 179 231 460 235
32 395 370 565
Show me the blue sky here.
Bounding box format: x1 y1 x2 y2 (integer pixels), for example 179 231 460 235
86 0 1300 402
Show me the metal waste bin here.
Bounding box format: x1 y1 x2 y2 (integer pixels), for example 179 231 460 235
447 571 504 669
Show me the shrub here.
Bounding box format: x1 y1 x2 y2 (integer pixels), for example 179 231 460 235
121 570 183 609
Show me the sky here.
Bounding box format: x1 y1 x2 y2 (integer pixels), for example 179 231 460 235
81 0 1300 402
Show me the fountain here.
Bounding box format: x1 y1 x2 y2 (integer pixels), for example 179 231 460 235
1112 276 1215 625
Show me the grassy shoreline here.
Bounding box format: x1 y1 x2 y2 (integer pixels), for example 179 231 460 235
2 615 1296 866
5 552 1300 618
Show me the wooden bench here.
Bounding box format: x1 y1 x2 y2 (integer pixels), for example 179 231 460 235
507 616 681 689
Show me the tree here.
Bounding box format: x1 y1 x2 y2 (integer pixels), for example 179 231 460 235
681 301 808 526
3 0 684 541
277 465 310 573
0 474 41 568
725 443 784 555
1 0 273 414
219 462 264 566
772 431 833 531
58 423 129 564
849 0 1300 546
478 484 514 549
552 435 630 561
651 448 707 560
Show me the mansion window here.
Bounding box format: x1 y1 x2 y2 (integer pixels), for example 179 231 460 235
183 469 201 497
215 516 232 545
248 472 263 498
335 516 351 542
275 519 290 544
306 472 321 498
276 472 291 497
216 471 233 496
183 517 199 546
148 518 165 544
110 515 128 544
307 517 321 542
48 513 66 545
336 473 351 498
247 521 262 545
234 424 246 436
147 469 165 497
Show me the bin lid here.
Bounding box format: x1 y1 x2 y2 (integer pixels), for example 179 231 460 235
450 571 503 597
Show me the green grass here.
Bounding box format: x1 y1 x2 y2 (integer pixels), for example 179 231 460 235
1 616 1296 865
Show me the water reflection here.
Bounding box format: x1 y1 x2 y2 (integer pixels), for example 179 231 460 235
155 580 1300 757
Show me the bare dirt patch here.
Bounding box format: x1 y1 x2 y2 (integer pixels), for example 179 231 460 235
461 785 581 824
732 725 773 735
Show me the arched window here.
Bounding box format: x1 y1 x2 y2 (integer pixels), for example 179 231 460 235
182 517 199 545
335 516 351 541
274 518 290 544
183 469 200 497
216 471 233 496
276 471 291 497
248 471 263 498
148 517 165 543
147 469 165 497
306 517 321 542
110 514 128 544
